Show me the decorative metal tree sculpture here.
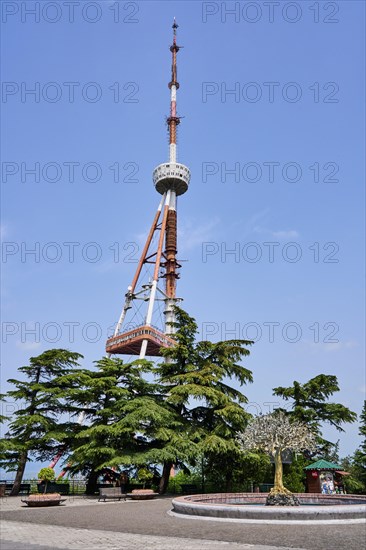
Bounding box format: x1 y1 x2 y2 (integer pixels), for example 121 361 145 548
237 412 316 505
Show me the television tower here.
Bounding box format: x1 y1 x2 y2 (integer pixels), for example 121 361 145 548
106 19 190 359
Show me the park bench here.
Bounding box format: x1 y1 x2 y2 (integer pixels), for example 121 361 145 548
4 483 31 496
98 487 127 502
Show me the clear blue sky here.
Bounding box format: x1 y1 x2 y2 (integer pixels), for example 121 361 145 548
1 1 365 476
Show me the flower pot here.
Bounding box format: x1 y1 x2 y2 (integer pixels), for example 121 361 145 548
22 493 66 507
37 482 69 495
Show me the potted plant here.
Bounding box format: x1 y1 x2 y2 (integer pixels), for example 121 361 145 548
38 467 56 494
137 468 153 489
128 468 158 500
21 468 66 507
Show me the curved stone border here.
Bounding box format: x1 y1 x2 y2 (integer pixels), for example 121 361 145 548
172 493 366 521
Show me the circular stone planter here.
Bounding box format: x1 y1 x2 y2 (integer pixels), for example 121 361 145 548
127 489 159 500
171 493 366 522
21 493 66 507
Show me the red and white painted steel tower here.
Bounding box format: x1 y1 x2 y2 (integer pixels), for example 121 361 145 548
106 19 190 359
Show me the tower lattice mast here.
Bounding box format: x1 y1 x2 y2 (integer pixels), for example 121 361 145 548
106 19 190 359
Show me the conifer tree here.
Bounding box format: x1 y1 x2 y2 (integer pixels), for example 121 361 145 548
0 350 82 495
156 307 254 493
62 356 185 494
273 374 357 454
65 309 254 495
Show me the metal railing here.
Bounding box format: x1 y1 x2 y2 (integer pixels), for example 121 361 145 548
1 478 275 496
0 479 88 496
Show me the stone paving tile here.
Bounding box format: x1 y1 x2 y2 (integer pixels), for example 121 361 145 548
0 540 70 550
1 496 364 550
0 495 101 511
1 520 305 550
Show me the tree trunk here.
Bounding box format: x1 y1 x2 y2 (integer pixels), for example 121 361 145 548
225 470 233 492
11 368 41 496
10 451 28 496
158 461 173 494
273 449 285 492
86 469 99 495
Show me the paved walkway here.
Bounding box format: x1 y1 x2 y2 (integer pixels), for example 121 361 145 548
1 520 304 550
1 496 364 550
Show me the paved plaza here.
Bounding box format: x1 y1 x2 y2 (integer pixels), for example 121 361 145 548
1 496 365 550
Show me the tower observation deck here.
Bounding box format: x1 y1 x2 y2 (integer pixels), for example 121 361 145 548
106 19 190 359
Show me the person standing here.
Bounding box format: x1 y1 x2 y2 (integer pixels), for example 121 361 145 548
119 471 128 494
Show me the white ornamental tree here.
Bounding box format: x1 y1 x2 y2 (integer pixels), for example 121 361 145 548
237 412 317 494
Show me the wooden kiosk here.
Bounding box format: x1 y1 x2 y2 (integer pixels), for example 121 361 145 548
304 459 349 494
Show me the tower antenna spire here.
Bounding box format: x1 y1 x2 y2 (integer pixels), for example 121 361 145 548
168 17 180 164
106 22 191 359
